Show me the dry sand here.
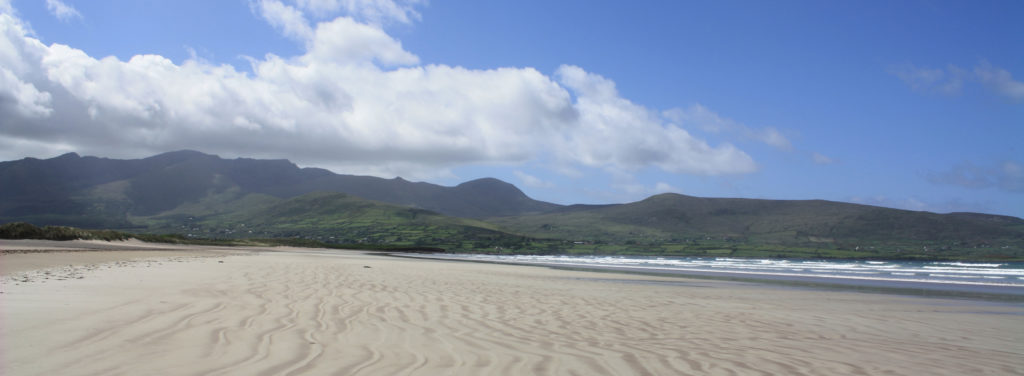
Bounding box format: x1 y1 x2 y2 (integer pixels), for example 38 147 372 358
1 242 1022 375
0 239 236 275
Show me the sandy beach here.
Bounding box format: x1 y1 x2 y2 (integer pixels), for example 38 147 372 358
2 241 1022 375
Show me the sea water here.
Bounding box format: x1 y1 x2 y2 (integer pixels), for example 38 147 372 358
424 254 1024 291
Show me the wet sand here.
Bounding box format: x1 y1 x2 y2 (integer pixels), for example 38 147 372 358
2 241 1022 375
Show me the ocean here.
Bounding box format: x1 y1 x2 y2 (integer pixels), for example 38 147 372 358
414 254 1024 296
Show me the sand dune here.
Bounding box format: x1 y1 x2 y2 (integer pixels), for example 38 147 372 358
2 247 1022 375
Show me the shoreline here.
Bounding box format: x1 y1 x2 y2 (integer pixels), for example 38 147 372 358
400 253 1024 302
4 239 1022 299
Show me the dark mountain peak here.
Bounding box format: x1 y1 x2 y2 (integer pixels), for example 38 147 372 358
633 193 705 208
0 150 563 223
143 150 218 165
230 156 299 171
298 167 335 179
443 177 561 218
643 192 694 201
453 177 531 201
153 149 213 158
460 177 503 184
456 177 520 192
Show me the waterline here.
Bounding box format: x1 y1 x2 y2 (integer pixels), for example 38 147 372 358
418 254 1024 291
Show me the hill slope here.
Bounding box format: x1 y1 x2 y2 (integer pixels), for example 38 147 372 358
486 193 1024 259
2 151 1023 259
0 150 560 228
162 192 530 251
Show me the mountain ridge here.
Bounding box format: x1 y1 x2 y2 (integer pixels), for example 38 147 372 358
0 150 560 225
2 151 1022 259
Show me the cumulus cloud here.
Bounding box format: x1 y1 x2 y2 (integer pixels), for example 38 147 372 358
0 66 52 117
555 66 756 175
252 0 422 38
0 3 759 180
45 0 81 22
254 0 314 42
0 13 51 117
293 0 422 25
663 104 792 151
927 161 1024 193
305 16 418 66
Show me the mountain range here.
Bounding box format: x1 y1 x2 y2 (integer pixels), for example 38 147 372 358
2 151 1022 260
0 150 556 224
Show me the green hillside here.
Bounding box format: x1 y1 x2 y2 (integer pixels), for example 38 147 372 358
3 151 1024 260
145 192 535 252
0 151 560 228
485 194 1024 260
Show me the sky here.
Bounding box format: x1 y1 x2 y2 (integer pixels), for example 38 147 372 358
1 0 1022 218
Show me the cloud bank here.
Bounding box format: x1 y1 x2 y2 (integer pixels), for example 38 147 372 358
0 3 756 179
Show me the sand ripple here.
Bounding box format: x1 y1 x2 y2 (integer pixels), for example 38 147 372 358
2 250 1022 375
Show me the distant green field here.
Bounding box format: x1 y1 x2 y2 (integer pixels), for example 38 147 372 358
4 219 1022 261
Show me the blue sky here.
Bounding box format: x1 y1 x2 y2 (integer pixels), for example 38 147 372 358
1 0 1022 218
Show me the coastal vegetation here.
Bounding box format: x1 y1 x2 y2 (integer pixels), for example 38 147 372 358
0 221 130 241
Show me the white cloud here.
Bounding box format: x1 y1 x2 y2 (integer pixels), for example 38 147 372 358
811 152 833 165
0 5 760 181
0 66 52 117
0 13 51 117
550 164 583 179
45 0 81 22
889 63 965 95
305 16 418 66
892 61 1024 101
555 65 757 175
294 0 422 25
663 104 792 151
975 61 1024 101
253 0 423 41
758 127 791 150
254 0 314 42
514 171 552 188
654 182 677 193
663 104 733 133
